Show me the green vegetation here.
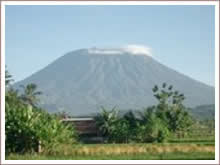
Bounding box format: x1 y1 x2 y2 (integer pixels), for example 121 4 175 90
5 68 215 160
5 69 77 155
94 83 194 143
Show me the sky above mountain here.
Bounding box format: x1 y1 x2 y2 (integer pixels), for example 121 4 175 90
5 5 215 86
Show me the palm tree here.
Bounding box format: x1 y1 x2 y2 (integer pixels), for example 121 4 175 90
20 83 42 107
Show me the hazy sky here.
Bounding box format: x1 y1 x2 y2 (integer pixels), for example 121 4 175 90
5 5 215 86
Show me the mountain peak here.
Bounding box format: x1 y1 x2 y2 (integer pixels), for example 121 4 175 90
14 47 214 116
87 45 152 56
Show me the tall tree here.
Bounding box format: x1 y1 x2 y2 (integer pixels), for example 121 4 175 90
152 83 193 137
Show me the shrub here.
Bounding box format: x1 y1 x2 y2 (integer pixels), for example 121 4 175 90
5 90 77 154
5 102 39 153
95 108 139 143
137 117 169 143
111 119 130 143
157 125 169 142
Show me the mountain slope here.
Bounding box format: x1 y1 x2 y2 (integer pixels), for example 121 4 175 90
14 48 215 116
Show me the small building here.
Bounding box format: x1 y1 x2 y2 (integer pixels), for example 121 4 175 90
61 118 99 135
62 117 103 143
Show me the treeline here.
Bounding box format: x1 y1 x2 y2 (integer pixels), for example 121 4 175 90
95 83 193 143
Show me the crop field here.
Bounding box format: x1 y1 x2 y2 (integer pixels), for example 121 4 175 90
6 140 215 160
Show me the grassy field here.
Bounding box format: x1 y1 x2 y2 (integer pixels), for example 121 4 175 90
7 151 214 160
6 140 215 160
168 136 215 145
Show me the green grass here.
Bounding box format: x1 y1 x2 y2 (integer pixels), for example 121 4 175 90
168 136 215 145
6 152 214 160
168 139 215 145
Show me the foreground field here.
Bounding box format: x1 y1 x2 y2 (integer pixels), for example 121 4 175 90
7 142 215 160
7 151 214 160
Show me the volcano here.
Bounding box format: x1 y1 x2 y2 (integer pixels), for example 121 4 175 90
14 47 215 116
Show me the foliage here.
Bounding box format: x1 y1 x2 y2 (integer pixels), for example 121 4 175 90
95 83 193 143
152 83 193 137
6 90 77 154
5 91 38 153
95 108 143 143
94 106 119 142
137 107 169 142
111 119 130 143
5 70 77 154
95 106 170 143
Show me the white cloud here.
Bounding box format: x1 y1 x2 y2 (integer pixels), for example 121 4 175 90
121 45 152 56
87 45 152 56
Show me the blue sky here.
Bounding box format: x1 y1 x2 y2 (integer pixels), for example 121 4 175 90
5 5 215 86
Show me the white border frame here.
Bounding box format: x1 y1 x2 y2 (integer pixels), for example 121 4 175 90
1 1 219 164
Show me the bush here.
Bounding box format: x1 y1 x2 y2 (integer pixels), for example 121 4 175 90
157 126 169 142
5 91 77 154
111 119 130 143
137 117 169 143
136 106 169 143
6 104 35 153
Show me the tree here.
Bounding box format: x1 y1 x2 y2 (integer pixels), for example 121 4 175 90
94 107 119 142
152 83 193 137
20 83 42 107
